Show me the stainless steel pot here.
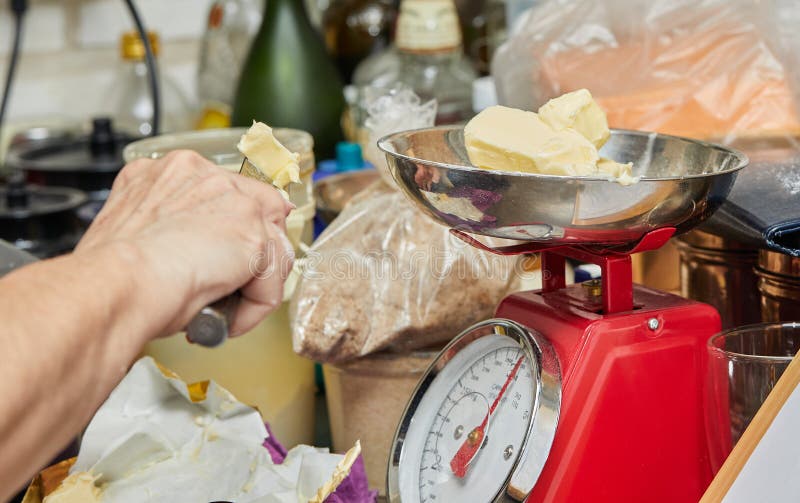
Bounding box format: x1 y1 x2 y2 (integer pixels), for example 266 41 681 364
756 250 800 322
676 230 761 329
0 176 88 258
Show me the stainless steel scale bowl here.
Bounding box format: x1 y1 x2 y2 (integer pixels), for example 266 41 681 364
378 127 747 248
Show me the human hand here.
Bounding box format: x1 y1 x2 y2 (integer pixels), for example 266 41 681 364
76 150 294 338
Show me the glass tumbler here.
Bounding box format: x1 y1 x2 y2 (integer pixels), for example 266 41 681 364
705 322 800 473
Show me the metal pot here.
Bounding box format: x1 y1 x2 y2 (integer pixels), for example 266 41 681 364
6 118 136 223
756 250 800 322
676 230 761 329
0 175 87 258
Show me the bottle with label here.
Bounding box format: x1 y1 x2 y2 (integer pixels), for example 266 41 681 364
454 0 506 75
322 0 398 84
196 0 263 129
232 0 345 160
103 31 193 137
305 0 332 30
396 0 476 123
353 0 476 125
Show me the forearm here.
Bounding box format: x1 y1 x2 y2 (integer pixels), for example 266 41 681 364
0 244 158 498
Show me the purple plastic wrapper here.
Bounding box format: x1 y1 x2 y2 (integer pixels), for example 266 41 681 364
263 423 378 503
263 423 288 463
322 455 377 503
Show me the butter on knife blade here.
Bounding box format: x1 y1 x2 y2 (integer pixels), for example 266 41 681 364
237 121 301 189
310 440 362 503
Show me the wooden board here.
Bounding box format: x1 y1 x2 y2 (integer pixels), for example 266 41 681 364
701 351 800 502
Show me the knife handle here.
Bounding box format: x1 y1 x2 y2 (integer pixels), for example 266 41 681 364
184 291 241 347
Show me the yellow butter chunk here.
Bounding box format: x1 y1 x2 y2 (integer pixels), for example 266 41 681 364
597 157 633 178
42 472 101 503
237 121 301 189
464 90 639 185
538 88 610 149
464 106 599 176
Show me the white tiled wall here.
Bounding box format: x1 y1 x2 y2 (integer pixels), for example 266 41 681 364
0 0 215 128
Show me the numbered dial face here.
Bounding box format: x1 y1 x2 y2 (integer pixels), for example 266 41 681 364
398 334 536 502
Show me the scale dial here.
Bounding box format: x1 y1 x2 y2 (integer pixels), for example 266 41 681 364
388 320 561 503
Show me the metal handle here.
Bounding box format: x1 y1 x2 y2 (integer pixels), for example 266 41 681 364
184 291 241 347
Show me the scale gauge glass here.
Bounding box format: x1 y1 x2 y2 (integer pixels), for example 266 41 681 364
387 319 561 503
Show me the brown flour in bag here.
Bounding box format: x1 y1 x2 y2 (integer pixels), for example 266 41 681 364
290 185 517 363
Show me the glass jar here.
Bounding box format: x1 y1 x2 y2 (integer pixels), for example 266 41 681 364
705 323 800 473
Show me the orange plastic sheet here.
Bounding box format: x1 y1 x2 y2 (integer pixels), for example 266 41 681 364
493 0 800 141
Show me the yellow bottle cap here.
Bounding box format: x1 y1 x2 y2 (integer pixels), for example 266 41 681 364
195 103 232 130
120 31 160 61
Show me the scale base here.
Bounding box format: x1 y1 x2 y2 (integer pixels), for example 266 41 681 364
497 283 720 502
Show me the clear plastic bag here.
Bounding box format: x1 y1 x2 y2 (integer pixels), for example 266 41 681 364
361 84 437 186
290 184 519 363
492 0 800 142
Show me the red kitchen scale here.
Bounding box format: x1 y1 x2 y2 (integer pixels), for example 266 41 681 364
378 127 747 502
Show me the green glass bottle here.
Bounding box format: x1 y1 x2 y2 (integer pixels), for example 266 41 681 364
232 0 345 159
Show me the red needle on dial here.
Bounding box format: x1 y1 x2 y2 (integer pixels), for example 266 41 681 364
449 355 525 478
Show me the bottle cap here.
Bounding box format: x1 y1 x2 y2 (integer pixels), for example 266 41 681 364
121 31 160 61
472 76 499 113
336 142 364 171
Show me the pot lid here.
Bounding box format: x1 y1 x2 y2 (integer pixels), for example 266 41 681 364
698 135 800 257
6 118 136 174
0 175 87 220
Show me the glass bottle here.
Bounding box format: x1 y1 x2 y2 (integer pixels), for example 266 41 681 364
196 0 263 129
103 31 193 137
353 0 476 125
453 0 506 75
322 0 398 84
305 0 332 30
232 0 345 160
396 0 476 124
352 46 401 89
454 0 487 74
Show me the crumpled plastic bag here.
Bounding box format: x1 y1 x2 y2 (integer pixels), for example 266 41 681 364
264 424 377 503
361 83 437 186
290 184 519 363
492 0 800 142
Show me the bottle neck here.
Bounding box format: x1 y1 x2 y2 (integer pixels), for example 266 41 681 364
263 0 311 25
